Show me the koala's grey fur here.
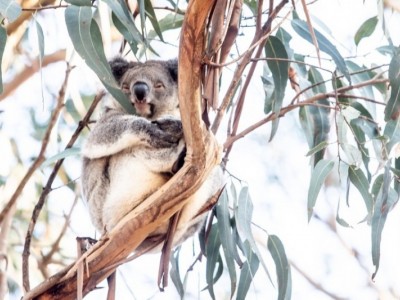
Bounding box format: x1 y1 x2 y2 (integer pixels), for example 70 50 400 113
81 57 223 252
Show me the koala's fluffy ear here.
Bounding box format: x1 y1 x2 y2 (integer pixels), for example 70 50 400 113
165 59 178 82
109 57 136 83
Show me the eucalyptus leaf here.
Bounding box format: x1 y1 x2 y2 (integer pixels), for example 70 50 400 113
235 187 273 284
236 240 259 300
0 26 6 94
384 118 400 154
354 16 378 46
102 0 144 52
305 141 329 157
264 36 289 141
64 0 91 6
299 67 330 166
268 235 291 300
216 190 237 298
144 0 163 41
65 5 133 113
41 148 81 168
384 48 400 121
348 165 373 216
0 0 21 22
371 165 394 279
205 223 222 300
170 248 184 298
291 19 351 83
307 159 335 221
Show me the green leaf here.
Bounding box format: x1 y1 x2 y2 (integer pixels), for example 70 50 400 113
0 0 21 22
291 19 351 83
41 148 81 168
348 165 373 216
235 187 273 284
64 0 91 5
305 141 329 157
371 164 396 279
147 13 184 40
205 223 222 300
144 0 163 41
34 16 45 105
236 240 259 300
384 48 400 121
170 248 184 298
65 6 134 113
299 68 330 166
307 159 335 221
354 16 378 46
216 190 237 298
384 118 400 154
0 26 6 94
103 0 144 54
268 235 291 300
264 36 289 141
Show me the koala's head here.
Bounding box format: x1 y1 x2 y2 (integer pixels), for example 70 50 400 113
109 57 179 120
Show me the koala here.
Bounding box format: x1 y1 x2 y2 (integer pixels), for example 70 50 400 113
81 57 223 252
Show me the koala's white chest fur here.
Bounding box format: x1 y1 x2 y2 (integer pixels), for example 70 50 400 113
102 151 169 231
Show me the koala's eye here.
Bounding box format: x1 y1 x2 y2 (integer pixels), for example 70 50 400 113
155 82 164 89
121 83 130 93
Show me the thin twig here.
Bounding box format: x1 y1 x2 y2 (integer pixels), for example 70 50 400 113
290 260 348 300
20 64 72 292
223 77 389 149
21 82 104 293
22 4 69 11
38 197 79 279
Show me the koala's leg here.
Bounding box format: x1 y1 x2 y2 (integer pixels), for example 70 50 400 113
82 110 182 159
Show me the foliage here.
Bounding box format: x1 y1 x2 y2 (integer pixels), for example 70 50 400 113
1 0 400 299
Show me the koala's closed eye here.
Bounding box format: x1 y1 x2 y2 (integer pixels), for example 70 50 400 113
121 83 130 93
155 82 165 89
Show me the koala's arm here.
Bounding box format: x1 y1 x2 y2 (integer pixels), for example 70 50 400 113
82 110 182 159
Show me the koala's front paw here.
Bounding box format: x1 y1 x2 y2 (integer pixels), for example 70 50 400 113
153 118 183 141
144 122 182 149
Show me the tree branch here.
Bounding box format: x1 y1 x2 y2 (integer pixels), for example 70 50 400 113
0 49 66 101
23 1 222 298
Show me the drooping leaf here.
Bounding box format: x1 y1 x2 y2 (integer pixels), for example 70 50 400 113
275 27 293 59
264 36 289 141
267 235 291 300
0 0 21 22
235 187 273 283
34 16 45 105
299 67 330 166
384 48 400 121
65 6 134 113
384 118 400 154
147 13 184 41
236 240 259 300
354 16 378 46
170 248 184 298
64 0 91 5
348 165 373 216
307 159 335 221
0 26 6 94
305 141 329 157
205 223 222 300
291 19 351 83
216 190 237 298
103 0 144 54
144 0 163 41
371 164 396 279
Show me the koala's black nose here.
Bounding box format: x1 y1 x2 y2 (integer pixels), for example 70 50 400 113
132 82 149 102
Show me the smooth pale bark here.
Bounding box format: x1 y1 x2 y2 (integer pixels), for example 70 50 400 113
23 1 220 299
